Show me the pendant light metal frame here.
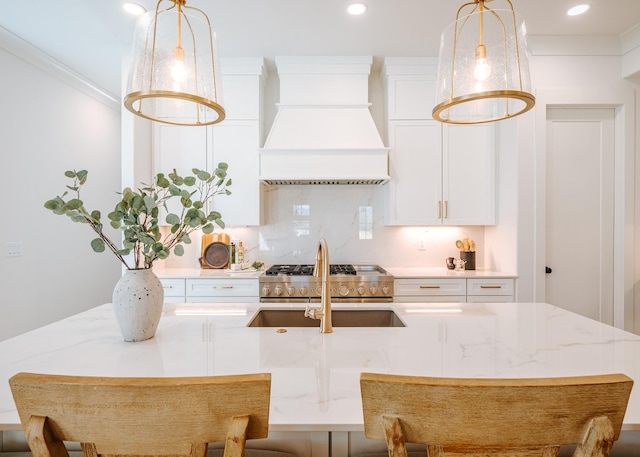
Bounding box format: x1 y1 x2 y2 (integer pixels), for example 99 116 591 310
124 0 225 126
432 0 535 124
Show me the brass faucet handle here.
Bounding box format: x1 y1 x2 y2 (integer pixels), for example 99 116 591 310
304 306 323 320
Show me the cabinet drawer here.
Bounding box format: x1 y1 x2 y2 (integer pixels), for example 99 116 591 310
395 278 466 296
186 278 259 298
466 278 514 296
160 278 186 297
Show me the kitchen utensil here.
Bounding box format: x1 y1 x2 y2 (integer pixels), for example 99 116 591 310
200 241 230 269
460 251 476 270
455 240 464 250
462 238 470 251
454 259 466 271
469 240 476 252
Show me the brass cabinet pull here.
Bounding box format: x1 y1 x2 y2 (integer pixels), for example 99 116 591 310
420 285 441 289
444 200 449 218
480 285 502 289
163 285 173 289
437 201 442 219
212 285 234 289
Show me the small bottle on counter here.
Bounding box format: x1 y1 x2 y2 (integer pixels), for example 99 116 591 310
237 241 245 264
229 241 236 267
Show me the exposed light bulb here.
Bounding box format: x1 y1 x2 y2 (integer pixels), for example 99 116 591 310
473 44 491 81
170 47 187 83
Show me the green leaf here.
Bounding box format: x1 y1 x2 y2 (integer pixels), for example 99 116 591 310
90 210 101 221
156 173 170 188
184 176 196 186
64 170 76 178
143 195 155 211
174 245 184 256
202 223 214 234
196 169 211 181
90 238 105 253
76 170 88 184
44 198 63 211
165 213 181 225
65 198 83 210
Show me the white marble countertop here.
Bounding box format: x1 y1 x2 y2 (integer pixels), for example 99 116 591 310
0 301 638 432
384 267 517 278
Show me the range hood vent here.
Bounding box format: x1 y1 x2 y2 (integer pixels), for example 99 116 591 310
259 56 390 185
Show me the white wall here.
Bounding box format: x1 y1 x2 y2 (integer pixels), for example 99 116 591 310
0 38 122 341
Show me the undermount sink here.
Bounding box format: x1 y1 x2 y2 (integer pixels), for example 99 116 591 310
247 308 406 328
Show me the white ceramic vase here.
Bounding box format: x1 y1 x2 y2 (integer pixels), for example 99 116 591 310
112 268 164 342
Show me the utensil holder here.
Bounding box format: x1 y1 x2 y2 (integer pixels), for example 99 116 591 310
460 251 475 270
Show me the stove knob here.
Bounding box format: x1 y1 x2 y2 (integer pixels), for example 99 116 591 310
338 284 350 296
369 285 378 295
287 286 296 296
261 286 271 296
274 285 283 296
381 284 390 295
299 286 308 295
357 285 366 295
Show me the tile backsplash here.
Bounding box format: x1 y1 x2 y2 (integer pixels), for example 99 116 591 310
159 184 485 269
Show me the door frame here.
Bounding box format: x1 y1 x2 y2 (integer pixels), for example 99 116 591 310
530 87 635 331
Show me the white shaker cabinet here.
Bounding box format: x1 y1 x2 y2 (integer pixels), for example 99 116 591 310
186 278 259 303
209 120 265 226
394 277 515 303
385 120 495 226
382 57 496 226
442 123 496 225
151 58 267 226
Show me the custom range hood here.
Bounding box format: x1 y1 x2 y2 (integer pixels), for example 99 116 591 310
259 56 390 185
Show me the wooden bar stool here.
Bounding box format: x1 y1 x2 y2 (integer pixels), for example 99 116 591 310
360 372 633 457
9 372 272 457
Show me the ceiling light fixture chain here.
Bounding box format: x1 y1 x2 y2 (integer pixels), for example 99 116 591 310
433 0 535 124
124 0 225 126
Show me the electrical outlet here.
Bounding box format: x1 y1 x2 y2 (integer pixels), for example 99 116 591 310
6 241 23 257
417 237 426 251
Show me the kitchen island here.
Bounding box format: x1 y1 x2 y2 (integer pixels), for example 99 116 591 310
1 301 639 456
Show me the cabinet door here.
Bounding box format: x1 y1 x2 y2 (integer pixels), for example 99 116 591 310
210 120 263 226
153 124 210 222
385 120 442 225
442 124 496 225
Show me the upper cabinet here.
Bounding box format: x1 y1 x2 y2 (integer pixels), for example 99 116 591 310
152 58 267 226
382 58 496 226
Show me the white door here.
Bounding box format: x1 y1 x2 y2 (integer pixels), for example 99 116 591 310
545 108 615 324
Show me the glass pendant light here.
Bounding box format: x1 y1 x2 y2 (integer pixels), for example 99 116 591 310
433 0 535 124
124 0 225 126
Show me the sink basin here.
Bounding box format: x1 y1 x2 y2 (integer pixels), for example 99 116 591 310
247 308 406 328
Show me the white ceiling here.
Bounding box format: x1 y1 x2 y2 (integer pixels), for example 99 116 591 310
1 0 639 100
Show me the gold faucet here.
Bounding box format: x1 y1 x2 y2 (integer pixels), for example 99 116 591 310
305 238 333 333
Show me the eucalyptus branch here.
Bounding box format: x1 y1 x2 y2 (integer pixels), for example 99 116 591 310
44 164 232 270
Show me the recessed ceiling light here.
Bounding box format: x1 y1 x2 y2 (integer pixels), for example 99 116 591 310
347 3 368 15
567 4 590 16
123 2 146 16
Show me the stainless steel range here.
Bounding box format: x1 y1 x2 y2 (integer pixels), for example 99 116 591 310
259 264 394 303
